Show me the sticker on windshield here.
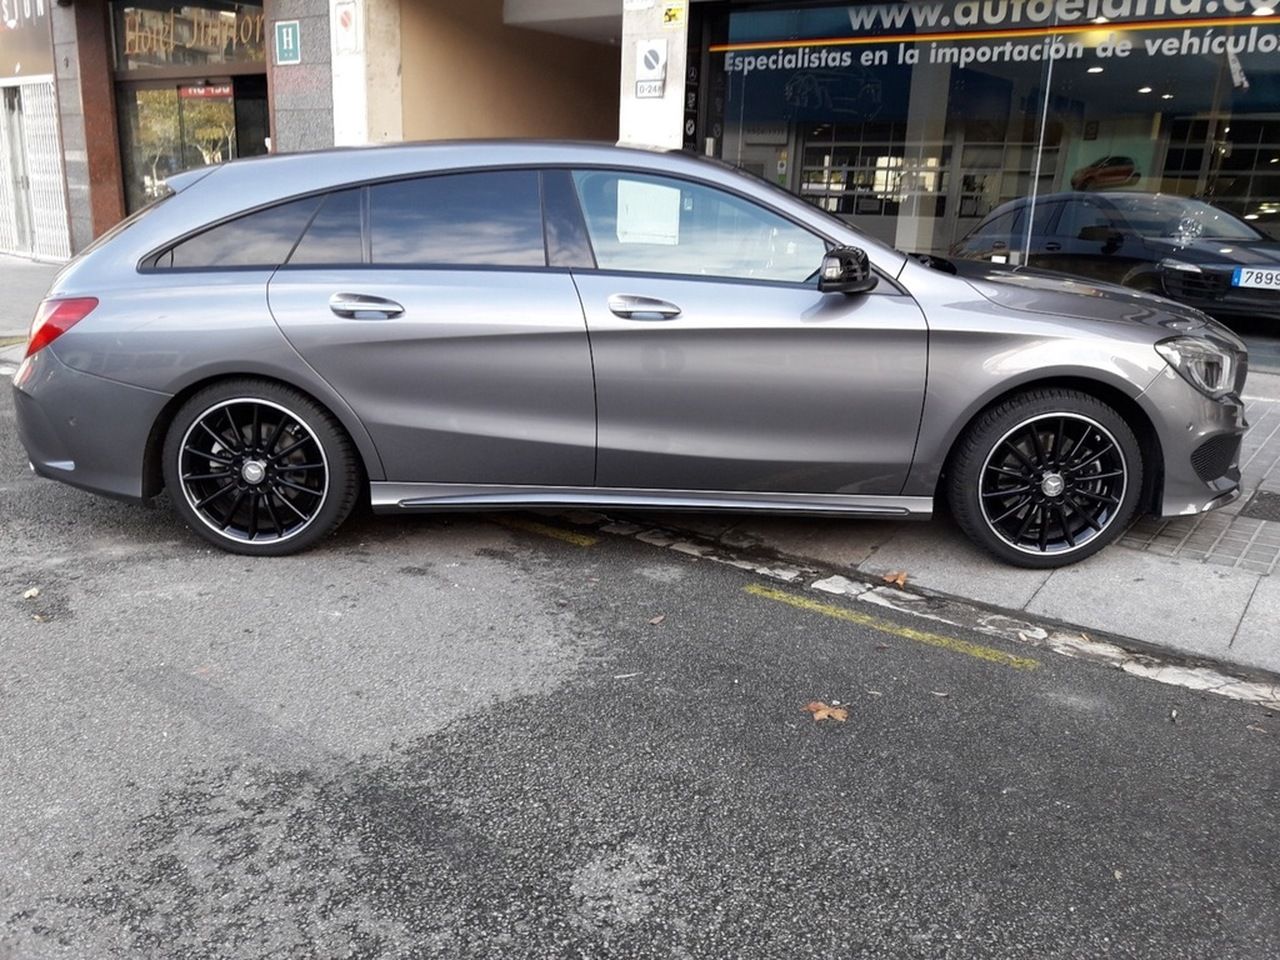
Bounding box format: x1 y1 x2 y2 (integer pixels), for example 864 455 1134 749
616 179 681 246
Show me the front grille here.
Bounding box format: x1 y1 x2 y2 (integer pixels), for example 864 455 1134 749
1190 434 1241 483
1161 269 1230 302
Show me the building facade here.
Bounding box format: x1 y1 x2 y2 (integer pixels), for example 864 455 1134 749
1 0 72 259
4 0 1280 265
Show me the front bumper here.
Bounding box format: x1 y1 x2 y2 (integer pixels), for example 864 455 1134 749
1159 268 1280 324
1139 364 1248 518
12 347 171 502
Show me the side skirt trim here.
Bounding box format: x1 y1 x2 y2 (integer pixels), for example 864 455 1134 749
369 482 933 518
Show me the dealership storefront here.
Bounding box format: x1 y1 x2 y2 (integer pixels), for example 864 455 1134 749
696 1 1280 265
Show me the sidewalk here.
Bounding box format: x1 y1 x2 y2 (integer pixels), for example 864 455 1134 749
646 370 1280 682
0 254 61 338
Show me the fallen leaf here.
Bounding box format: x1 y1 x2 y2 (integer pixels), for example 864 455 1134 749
882 571 908 588
803 700 848 722
1113 869 1124 881
648 614 666 625
22 587 39 600
1246 724 1267 734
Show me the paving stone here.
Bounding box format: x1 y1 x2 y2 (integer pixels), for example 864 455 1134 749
1231 575 1280 672
854 518 1053 609
1028 549 1261 661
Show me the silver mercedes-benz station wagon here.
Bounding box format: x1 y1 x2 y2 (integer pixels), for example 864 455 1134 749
12 142 1248 566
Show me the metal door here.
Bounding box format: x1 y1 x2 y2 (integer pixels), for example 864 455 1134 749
0 86 32 255
19 81 71 260
0 81 70 260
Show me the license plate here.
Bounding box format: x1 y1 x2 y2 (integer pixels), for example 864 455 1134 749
1231 267 1280 290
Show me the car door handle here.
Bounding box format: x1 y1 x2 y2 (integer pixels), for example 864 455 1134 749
607 294 682 320
1044 242 1062 252
328 292 404 319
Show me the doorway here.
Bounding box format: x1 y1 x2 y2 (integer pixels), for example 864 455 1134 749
0 81 72 260
116 74 268 213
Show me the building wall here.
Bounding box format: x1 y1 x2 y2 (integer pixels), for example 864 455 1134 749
399 0 619 142
50 4 92 252
265 0 335 152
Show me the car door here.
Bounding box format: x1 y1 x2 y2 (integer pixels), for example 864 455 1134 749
267 170 596 485
562 168 928 495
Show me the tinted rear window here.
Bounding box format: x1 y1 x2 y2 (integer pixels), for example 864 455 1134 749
289 188 364 265
368 170 544 267
164 196 321 269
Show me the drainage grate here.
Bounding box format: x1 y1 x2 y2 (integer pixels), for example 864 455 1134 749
1239 489 1280 522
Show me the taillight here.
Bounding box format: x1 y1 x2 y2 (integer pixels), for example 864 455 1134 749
26 297 98 358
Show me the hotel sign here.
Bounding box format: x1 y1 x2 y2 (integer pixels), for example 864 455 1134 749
0 0 54 78
115 2 266 71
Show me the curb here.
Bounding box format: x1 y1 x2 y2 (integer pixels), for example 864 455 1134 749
546 509 1280 713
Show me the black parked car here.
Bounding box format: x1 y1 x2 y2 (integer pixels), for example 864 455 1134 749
951 191 1280 326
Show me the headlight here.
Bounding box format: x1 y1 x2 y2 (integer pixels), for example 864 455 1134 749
1155 337 1236 399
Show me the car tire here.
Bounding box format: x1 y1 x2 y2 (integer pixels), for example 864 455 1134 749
162 379 360 556
947 389 1144 568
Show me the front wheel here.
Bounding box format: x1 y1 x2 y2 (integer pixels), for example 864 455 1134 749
947 389 1144 568
162 379 359 556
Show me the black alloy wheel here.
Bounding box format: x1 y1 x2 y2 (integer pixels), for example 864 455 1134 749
979 413 1127 555
163 380 359 555
949 389 1144 568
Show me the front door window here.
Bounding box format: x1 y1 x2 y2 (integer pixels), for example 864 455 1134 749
572 170 826 283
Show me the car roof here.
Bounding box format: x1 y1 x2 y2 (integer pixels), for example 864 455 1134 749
77 139 908 277
164 140 681 196
979 189 1187 222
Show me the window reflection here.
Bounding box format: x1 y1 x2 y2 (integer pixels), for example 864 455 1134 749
573 170 826 283
368 172 544 267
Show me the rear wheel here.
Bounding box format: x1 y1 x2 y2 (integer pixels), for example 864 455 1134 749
947 389 1144 568
162 379 359 555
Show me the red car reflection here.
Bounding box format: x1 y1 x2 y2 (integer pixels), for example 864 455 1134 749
1070 156 1140 191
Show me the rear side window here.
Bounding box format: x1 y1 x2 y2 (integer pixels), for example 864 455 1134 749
368 170 544 267
160 196 321 269
288 188 364 265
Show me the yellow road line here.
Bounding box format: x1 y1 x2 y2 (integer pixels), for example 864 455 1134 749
491 516 599 548
745 583 1040 671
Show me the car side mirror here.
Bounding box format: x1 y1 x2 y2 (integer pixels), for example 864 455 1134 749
818 246 879 294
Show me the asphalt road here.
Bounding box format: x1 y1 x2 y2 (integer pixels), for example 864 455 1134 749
1 387 1278 960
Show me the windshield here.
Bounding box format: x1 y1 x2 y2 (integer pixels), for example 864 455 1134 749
1105 194 1263 242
